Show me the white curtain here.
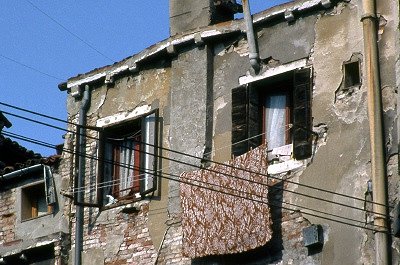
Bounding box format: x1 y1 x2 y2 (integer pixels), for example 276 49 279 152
265 94 287 149
119 139 134 197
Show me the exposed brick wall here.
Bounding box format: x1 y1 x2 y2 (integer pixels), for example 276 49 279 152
0 182 69 265
0 189 17 246
72 202 158 265
156 221 191 265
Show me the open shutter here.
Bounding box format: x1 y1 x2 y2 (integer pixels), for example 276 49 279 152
232 85 249 157
232 85 261 157
43 165 56 205
140 110 159 195
248 84 262 150
292 68 312 160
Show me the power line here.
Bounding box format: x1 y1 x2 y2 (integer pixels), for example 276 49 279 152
0 114 380 217
0 53 64 81
0 103 392 211
1 129 391 235
0 101 68 124
24 0 115 63
1 130 393 234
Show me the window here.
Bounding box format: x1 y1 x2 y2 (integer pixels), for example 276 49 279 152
21 182 52 221
98 111 159 205
232 68 312 160
343 60 361 88
262 86 291 150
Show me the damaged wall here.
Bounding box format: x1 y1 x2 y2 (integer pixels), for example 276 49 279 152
58 0 400 264
209 0 399 264
0 165 69 264
63 63 173 265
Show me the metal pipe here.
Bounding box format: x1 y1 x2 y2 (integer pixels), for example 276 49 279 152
361 0 390 264
242 0 260 73
75 85 90 265
0 164 43 182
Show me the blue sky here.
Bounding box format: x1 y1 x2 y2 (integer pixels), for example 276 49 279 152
0 1 290 156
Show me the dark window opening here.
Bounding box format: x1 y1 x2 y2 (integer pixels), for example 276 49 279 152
344 61 361 88
232 68 312 160
21 182 52 221
3 243 55 265
99 111 159 206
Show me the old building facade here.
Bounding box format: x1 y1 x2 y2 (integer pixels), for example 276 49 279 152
2 0 398 264
0 113 69 264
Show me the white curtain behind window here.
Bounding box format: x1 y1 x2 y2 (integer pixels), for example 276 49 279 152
119 139 134 197
265 94 287 149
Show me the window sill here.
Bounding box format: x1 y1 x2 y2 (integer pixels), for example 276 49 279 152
101 196 143 211
266 144 307 176
20 212 53 223
267 159 305 175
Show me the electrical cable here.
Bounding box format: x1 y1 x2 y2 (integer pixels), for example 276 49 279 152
24 0 115 63
0 104 392 211
0 53 64 81
1 130 393 235
2 126 384 218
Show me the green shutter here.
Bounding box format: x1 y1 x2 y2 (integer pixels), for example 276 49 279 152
293 68 312 160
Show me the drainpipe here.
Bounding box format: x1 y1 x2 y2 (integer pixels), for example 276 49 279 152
361 0 390 264
75 85 90 265
242 0 260 74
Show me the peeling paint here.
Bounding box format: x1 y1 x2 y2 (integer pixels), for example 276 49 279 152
96 105 151 127
239 59 307 85
214 96 227 113
233 38 249 57
382 85 397 112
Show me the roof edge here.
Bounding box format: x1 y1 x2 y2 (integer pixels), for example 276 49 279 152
61 0 338 91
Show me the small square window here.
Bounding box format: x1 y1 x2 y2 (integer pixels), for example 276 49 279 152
21 182 52 221
344 61 361 88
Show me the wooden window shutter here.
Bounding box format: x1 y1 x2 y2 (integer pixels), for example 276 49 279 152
292 68 313 160
140 110 159 195
248 85 262 150
232 85 261 157
43 165 56 205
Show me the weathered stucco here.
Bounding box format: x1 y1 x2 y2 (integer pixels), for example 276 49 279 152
53 0 400 264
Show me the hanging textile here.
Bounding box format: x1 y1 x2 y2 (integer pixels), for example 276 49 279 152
180 144 271 258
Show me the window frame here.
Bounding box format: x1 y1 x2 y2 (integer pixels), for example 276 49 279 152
261 84 293 149
97 109 159 207
232 68 312 159
21 181 53 221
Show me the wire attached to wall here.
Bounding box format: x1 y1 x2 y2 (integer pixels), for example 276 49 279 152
0 102 393 211
1 130 394 236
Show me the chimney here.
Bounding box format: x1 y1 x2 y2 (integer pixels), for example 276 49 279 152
169 0 242 36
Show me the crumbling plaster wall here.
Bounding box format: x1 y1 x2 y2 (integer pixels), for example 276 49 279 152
297 3 373 265
168 46 212 220
296 1 399 264
0 170 69 264
378 0 400 263
60 0 400 264
210 1 399 264
157 46 213 265
211 10 324 265
64 65 172 264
